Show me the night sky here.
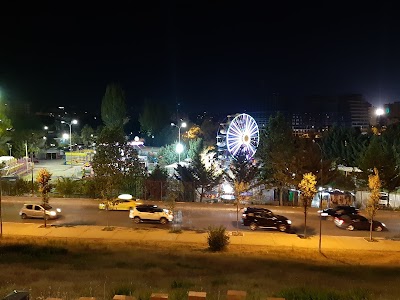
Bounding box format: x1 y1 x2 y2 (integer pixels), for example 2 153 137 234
1 2 400 115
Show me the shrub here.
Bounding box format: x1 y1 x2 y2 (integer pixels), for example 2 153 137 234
55 177 76 197
207 225 230 252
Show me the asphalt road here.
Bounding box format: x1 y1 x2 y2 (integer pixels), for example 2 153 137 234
2 197 400 238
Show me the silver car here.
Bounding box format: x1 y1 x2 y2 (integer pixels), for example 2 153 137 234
19 203 61 219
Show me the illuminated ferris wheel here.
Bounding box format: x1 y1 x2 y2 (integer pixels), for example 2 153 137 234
226 113 260 159
216 113 260 168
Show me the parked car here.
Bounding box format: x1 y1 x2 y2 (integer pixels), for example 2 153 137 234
242 207 291 232
99 194 142 211
379 192 390 208
318 205 359 220
19 203 61 220
334 214 387 231
129 204 173 224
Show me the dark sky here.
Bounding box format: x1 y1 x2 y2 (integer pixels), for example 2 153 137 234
1 2 400 115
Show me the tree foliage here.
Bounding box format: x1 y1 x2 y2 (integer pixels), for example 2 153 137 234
258 112 297 205
322 126 368 167
298 172 317 238
139 99 170 140
366 168 381 241
36 168 52 227
92 127 144 199
359 135 400 192
101 84 128 130
80 124 96 148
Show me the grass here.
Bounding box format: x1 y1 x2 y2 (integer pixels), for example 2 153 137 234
0 237 400 300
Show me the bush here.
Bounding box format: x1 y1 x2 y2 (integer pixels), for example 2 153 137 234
55 177 76 197
207 225 230 252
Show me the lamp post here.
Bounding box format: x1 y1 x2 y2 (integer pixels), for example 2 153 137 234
171 121 187 164
61 120 78 151
314 141 323 253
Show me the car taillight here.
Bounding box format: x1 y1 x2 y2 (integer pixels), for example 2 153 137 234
338 219 343 225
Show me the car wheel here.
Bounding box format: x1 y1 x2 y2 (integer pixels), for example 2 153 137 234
249 223 258 231
21 213 27 219
374 225 383 232
133 217 141 224
278 224 287 232
160 217 168 225
346 225 355 231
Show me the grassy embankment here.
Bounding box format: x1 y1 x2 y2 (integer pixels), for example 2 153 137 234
0 236 400 300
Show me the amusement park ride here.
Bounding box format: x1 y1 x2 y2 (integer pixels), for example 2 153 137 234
216 113 260 170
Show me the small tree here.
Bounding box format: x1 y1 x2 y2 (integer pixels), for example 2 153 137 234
234 181 249 232
366 168 381 241
298 172 317 238
36 168 52 228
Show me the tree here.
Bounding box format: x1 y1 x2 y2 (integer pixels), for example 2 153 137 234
36 168 52 228
359 135 400 192
322 126 368 167
157 144 179 166
366 168 381 241
101 84 128 130
91 127 125 199
200 118 219 147
139 99 171 144
258 112 296 205
228 151 259 232
146 165 168 200
80 124 96 148
190 149 222 202
298 172 317 238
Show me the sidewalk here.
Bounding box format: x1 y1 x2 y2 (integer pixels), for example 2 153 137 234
3 222 400 251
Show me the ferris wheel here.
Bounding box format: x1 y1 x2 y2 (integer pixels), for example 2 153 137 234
226 113 260 159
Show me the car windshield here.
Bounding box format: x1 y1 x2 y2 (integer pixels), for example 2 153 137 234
43 204 53 210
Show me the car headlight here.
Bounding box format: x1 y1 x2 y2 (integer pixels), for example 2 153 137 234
286 220 292 225
49 211 57 216
381 223 386 227
56 208 61 213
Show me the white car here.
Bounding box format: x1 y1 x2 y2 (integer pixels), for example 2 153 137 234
129 204 173 224
19 204 61 220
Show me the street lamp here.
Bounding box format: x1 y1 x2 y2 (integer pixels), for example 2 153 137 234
171 121 187 164
314 141 323 254
61 119 78 151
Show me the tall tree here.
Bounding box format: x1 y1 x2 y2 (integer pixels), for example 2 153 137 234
200 118 219 147
80 124 96 148
228 151 259 231
190 149 222 202
0 102 13 156
139 99 170 143
321 126 368 167
146 165 168 200
298 172 317 238
258 112 296 205
359 135 400 192
92 127 125 199
366 168 381 241
101 84 128 131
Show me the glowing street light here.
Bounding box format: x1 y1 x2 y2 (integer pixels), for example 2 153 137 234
171 121 187 164
61 119 78 151
375 108 385 116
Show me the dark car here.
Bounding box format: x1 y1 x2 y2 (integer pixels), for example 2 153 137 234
318 205 359 220
334 214 387 231
242 207 292 232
